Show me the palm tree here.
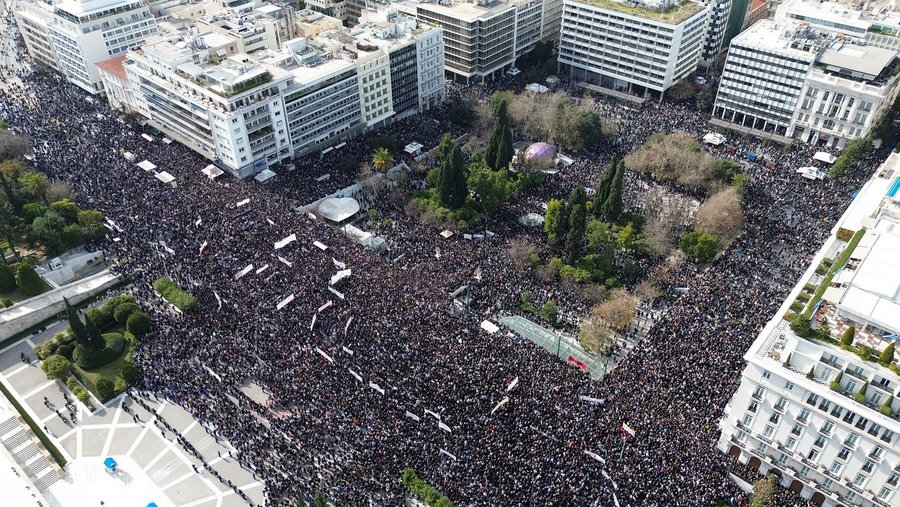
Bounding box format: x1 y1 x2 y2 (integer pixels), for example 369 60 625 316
18 171 50 205
371 147 394 173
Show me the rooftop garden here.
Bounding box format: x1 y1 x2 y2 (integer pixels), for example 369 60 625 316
579 0 705 24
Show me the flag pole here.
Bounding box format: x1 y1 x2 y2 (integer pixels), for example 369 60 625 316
619 434 625 462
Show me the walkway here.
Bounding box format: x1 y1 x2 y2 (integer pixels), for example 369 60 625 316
499 315 609 379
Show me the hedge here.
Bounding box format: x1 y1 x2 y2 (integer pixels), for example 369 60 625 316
802 229 865 319
126 311 150 335
0 380 67 467
153 277 198 312
73 333 125 370
402 468 454 507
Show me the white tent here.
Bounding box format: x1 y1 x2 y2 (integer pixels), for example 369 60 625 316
254 168 276 183
796 166 825 180
155 171 176 186
123 151 136 162
525 83 549 94
404 142 424 154
813 152 837 164
141 133 155 142
319 197 360 223
137 160 157 171
702 132 726 146
440 230 454 239
480 320 500 334
201 164 224 179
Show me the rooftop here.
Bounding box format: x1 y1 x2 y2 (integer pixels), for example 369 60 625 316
410 0 515 23
95 54 128 80
55 0 142 18
817 43 898 81
571 0 706 24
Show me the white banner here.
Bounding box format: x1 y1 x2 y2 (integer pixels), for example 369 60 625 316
276 294 294 311
342 346 354 355
332 258 346 270
344 316 353 334
424 409 441 420
195 217 202 226
330 269 352 286
199 241 208 255
318 301 333 313
348 368 362 382
440 449 457 461
255 264 269 275
310 314 316 331
438 421 451 433
613 493 620 507
490 397 509 416
277 255 293 267
236 198 250 207
506 376 519 392
584 450 606 464
235 264 254 279
405 411 420 422
214 291 222 311
579 395 604 405
274 234 297 250
266 218 275 226
369 382 384 395
313 241 328 251
328 287 345 300
315 347 334 364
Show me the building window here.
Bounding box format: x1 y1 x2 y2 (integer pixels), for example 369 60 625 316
769 413 781 425
829 461 843 475
878 488 893 501
748 401 759 413
764 425 775 438
775 397 787 411
820 420 834 435
753 386 765 399
888 473 899 487
762 370 771 380
791 424 803 436
845 432 859 447
799 465 811 477
807 449 819 462
853 473 866 487
797 409 810 423
785 437 797 449
807 393 819 406
742 414 753 427
813 435 826 448
784 381 794 391
862 460 875 473
870 445 885 459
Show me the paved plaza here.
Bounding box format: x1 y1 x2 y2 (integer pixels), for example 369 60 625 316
0 324 264 507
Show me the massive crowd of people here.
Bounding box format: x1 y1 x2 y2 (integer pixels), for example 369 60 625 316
0 9 890 506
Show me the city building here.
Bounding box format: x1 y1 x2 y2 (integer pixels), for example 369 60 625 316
557 0 710 99
392 0 563 83
718 152 900 507
99 12 444 177
774 0 900 52
305 0 349 24
700 0 733 67
712 20 900 148
14 0 159 93
196 3 297 54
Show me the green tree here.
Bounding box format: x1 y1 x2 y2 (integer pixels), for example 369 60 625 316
0 261 15 292
311 492 327 507
85 317 105 352
126 311 151 335
586 220 612 251
468 164 510 215
64 297 88 345
439 143 467 209
600 162 624 221
695 89 714 112
20 202 46 224
77 209 103 227
30 214 64 253
840 325 855 347
750 476 775 507
486 99 513 170
49 199 79 223
0 159 25 213
544 199 563 242
565 204 586 263
438 133 454 162
617 222 637 251
540 300 558 327
18 171 51 205
881 395 894 416
61 223 84 249
550 200 569 252
567 186 587 210
40 355 70 381
15 263 43 296
855 381 868 403
371 147 394 173
573 110 604 149
880 342 896 366
593 159 618 215
679 231 719 264
114 302 140 324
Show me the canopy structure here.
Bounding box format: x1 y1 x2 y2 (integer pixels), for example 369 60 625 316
318 197 360 223
123 151 135 162
813 151 837 164
440 230 454 239
796 166 825 180
525 83 549 93
254 168 276 183
103 457 118 471
141 133 154 142
702 132 726 146
137 160 157 172
404 142 424 154
162 137 172 144
480 320 500 334
519 212 545 227
315 173 331 182
155 171 176 186
201 164 224 179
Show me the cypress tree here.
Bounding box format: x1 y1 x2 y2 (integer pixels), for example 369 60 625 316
486 100 511 170
601 162 624 221
495 128 513 171
85 316 105 351
565 204 586 263
593 159 618 215
568 186 587 210
438 150 454 207
0 261 15 292
449 144 468 209
64 297 88 346
551 201 569 252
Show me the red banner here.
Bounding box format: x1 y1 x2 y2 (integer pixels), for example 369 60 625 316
567 356 588 370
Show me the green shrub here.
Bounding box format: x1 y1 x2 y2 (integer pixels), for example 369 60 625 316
855 382 868 404
857 346 873 362
126 311 150 335
57 343 74 359
879 342 896 366
73 386 93 410
113 302 139 324
880 395 894 416
121 363 137 383
540 301 558 327
113 378 128 394
0 262 15 292
15 264 44 296
153 277 198 312
679 231 719 264
1 297 12 308
803 283 816 292
33 344 49 360
790 301 805 311
45 340 60 354
796 292 810 302
73 333 125 369
85 307 112 329
402 468 454 507
95 376 114 401
40 355 70 380
840 326 855 348
66 377 78 391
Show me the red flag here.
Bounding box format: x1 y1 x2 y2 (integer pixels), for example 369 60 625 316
567 356 588 370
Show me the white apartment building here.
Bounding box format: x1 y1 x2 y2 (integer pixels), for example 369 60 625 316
557 0 710 99
713 20 900 148
393 0 563 83
774 0 900 52
14 0 159 93
718 153 900 507
100 13 444 177
700 0 732 66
